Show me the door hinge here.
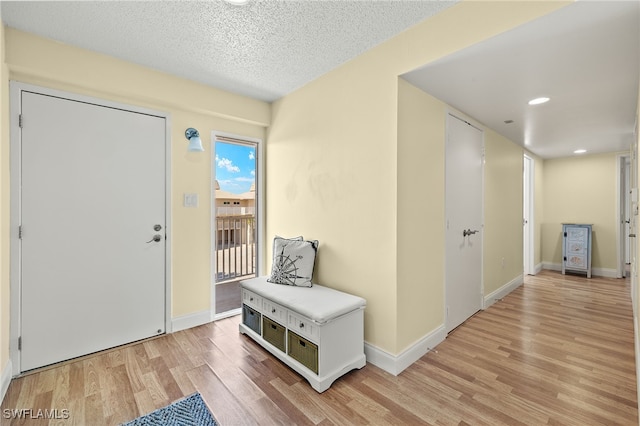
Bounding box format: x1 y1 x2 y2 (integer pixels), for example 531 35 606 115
18 225 23 239
17 336 21 351
18 114 23 128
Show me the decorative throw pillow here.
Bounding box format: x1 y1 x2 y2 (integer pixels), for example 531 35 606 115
268 236 319 287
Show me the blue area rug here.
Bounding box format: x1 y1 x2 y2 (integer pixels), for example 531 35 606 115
122 393 218 426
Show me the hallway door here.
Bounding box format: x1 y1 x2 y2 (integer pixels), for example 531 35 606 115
445 113 483 333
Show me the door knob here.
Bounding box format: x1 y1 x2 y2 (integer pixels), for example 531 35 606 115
154 224 162 231
146 234 162 243
463 229 480 237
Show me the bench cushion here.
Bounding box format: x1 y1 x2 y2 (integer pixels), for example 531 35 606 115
240 276 366 324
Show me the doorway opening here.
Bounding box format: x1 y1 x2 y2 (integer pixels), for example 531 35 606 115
523 154 535 275
211 133 262 319
617 153 632 278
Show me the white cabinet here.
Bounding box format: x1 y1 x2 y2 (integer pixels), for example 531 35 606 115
562 223 592 278
238 277 366 393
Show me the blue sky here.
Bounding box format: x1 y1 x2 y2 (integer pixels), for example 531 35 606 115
214 141 256 194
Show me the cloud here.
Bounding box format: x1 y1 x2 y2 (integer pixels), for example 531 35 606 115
249 151 255 160
216 156 240 173
235 176 255 182
250 170 255 176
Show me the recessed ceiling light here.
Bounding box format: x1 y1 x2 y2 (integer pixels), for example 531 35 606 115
528 97 550 105
224 0 249 5
574 149 587 154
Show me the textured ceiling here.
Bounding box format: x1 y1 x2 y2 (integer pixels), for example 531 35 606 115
3 1 637 159
0 0 457 102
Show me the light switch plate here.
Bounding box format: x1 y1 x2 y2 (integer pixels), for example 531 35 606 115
184 193 198 207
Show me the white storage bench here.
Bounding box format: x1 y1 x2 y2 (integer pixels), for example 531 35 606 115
238 276 366 392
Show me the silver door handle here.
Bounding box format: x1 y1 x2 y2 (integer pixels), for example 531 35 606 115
463 229 479 237
146 234 162 243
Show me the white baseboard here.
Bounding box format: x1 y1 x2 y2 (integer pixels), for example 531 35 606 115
213 308 241 322
364 325 446 376
1 359 12 405
483 274 523 309
542 262 617 278
171 310 211 333
534 263 543 275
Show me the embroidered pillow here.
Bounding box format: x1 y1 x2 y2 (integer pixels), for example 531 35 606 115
268 236 319 287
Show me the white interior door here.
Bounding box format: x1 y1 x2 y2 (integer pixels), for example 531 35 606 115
445 113 483 334
19 91 167 371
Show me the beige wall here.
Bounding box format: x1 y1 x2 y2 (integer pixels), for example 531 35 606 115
541 153 619 272
2 28 269 322
0 1 574 368
484 129 524 295
268 2 569 354
397 78 446 352
533 153 545 268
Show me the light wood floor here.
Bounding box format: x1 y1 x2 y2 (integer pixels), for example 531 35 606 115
1 270 637 425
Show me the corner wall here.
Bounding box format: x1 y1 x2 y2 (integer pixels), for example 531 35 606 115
269 2 569 356
483 129 525 298
397 78 446 353
533 153 545 270
541 153 619 275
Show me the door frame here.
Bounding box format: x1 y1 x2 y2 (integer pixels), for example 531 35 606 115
616 152 631 278
210 130 264 321
523 154 535 275
444 110 485 333
9 81 172 375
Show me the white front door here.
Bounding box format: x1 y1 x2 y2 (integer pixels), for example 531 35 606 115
19 90 167 371
445 113 483 333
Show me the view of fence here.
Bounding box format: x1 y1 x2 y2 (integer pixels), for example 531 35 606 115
215 215 256 282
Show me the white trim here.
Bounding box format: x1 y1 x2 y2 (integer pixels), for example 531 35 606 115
213 308 241 322
542 262 561 272
616 153 630 279
171 310 211 333
9 81 172 374
534 263 543 275
209 131 264 321
164 106 173 335
364 325 446 376
616 153 623 278
483 275 523 309
9 82 22 376
542 262 618 278
1 359 12 404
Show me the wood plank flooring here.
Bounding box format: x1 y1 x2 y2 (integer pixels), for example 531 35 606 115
1 270 637 425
